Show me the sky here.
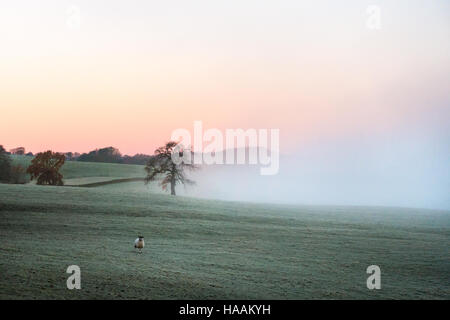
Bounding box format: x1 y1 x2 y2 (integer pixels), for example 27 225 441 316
0 1 449 209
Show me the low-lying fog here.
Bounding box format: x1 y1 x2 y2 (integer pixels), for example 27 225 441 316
181 133 449 211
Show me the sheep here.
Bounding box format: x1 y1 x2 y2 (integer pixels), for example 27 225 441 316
134 236 145 253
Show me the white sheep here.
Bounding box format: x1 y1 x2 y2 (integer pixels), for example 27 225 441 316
134 236 145 253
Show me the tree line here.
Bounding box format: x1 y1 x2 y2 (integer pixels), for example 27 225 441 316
4 146 153 165
76 147 152 165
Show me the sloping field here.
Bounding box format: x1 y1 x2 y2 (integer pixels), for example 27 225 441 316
0 183 449 299
11 155 145 185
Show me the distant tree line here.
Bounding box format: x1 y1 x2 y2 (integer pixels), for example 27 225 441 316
4 145 152 165
76 147 152 165
5 146 33 156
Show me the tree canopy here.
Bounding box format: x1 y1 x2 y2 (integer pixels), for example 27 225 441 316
26 151 65 186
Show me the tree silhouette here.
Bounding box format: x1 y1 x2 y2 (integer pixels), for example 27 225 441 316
26 151 65 186
144 141 197 195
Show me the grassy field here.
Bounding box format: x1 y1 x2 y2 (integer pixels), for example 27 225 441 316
11 155 146 186
0 176 449 299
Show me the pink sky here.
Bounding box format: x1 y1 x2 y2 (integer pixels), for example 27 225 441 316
1 1 449 155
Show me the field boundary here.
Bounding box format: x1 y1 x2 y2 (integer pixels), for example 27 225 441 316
66 177 145 187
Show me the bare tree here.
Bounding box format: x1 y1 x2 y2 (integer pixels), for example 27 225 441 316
144 141 197 195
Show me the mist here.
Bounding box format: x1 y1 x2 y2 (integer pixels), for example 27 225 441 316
181 127 450 211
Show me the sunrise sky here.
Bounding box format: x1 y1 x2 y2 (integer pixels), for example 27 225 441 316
1 0 449 156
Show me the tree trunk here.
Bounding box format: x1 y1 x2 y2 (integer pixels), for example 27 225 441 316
170 178 176 196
